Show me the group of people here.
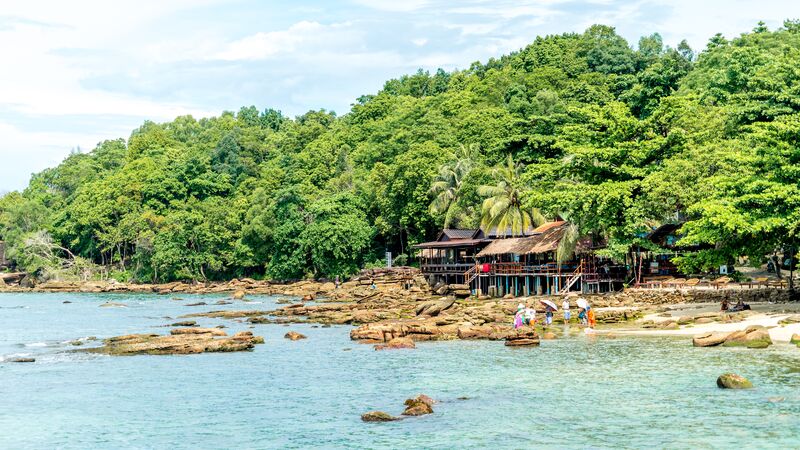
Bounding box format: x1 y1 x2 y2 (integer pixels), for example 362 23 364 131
513 296 596 330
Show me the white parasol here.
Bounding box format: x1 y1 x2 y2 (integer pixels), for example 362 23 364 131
576 298 589 309
540 299 558 311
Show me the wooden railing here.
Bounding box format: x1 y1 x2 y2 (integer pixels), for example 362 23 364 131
464 265 480 284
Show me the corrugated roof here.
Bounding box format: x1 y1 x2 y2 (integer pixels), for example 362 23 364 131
441 229 479 240
413 238 486 249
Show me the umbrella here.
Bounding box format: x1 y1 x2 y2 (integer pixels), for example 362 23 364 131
540 299 558 311
576 298 589 309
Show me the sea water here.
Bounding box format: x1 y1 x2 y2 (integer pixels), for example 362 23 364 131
1 292 799 449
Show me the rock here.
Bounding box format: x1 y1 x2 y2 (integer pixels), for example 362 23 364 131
768 397 785 403
375 337 415 350
215 300 232 305
247 316 272 324
779 314 800 325
504 329 540 347
542 331 557 340
185 302 207 307
717 373 753 389
790 333 800 345
402 395 434 416
170 327 227 337
69 340 83 346
62 301 72 304
88 331 263 355
232 290 246 300
7 357 35 363
694 317 715 324
361 411 399 422
722 326 772 349
171 321 197 327
99 302 126 308
676 316 693 325
302 294 315 301
692 332 730 347
415 298 455 317
284 331 307 341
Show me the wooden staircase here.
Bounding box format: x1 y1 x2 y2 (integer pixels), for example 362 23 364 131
558 262 583 295
464 265 480 284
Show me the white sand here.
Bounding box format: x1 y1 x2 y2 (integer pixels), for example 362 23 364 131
599 302 800 343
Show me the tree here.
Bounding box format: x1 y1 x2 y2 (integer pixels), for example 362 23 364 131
478 156 543 236
429 143 480 228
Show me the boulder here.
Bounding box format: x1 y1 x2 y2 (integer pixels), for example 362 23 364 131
694 317 715 324
791 333 800 345
171 321 197 327
185 302 207 307
232 290 246 300
415 298 455 317
284 331 307 341
374 337 415 350
170 327 227 337
717 373 753 389
542 331 557 340
504 329 540 347
448 284 469 291
361 411 399 422
692 332 730 347
402 395 434 416
722 326 772 349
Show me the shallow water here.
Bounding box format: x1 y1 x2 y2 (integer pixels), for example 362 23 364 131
1 292 799 449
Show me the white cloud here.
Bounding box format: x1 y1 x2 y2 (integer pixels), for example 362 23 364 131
412 37 429 46
216 21 355 61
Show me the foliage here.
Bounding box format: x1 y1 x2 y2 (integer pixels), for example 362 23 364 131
2 22 799 280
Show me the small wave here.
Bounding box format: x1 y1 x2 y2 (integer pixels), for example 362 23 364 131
25 342 48 348
0 305 29 309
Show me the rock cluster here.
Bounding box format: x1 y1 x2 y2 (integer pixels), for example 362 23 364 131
361 394 436 422
693 326 772 348
284 331 307 341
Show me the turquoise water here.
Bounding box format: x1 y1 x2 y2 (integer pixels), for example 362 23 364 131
1 292 799 449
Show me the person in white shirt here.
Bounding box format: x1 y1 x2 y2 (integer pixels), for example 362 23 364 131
562 298 571 323
524 304 536 326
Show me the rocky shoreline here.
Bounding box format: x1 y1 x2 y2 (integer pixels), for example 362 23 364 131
5 267 800 352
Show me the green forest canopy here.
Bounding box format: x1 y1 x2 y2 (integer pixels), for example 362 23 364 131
3 21 800 282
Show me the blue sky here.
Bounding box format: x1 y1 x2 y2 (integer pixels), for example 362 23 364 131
2 0 799 192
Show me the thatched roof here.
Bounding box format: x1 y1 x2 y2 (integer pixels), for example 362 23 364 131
476 222 590 257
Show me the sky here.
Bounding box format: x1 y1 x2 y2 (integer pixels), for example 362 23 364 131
1 0 799 192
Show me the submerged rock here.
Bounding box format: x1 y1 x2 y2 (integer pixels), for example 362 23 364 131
185 302 207 307
284 331 307 341
171 320 197 327
717 373 753 389
402 394 435 416
7 357 35 363
99 302 126 308
361 411 399 422
374 337 415 350
232 290 246 300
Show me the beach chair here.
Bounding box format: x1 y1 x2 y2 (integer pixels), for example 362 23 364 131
752 277 769 289
712 276 732 290
666 278 686 289
684 278 701 288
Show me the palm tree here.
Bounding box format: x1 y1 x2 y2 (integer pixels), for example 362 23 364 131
478 155 544 236
556 221 581 263
429 144 479 228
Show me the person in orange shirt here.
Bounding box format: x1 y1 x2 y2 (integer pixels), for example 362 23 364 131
587 306 596 329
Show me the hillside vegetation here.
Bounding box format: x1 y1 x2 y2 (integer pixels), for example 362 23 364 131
3 21 800 282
